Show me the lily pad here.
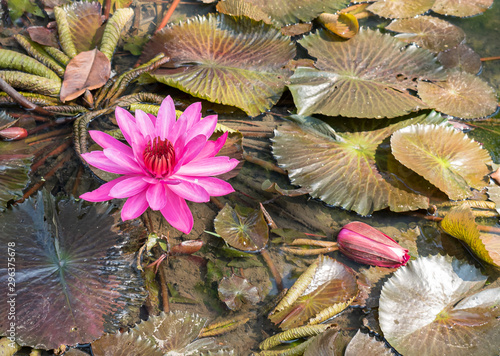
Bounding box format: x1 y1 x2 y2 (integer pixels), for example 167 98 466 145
269 255 358 330
216 0 273 25
417 71 498 119
379 255 500 356
0 191 146 349
142 14 296 116
344 330 393 356
437 44 482 74
214 204 269 252
63 1 104 53
440 205 500 266
289 28 443 118
386 16 465 53
303 329 348 356
218 275 261 310
91 332 163 356
391 124 492 200
432 0 494 17
367 0 435 19
272 113 444 216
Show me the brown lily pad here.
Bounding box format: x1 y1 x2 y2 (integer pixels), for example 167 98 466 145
27 26 59 47
218 275 261 310
63 1 104 53
60 48 111 102
367 0 435 19
432 0 494 17
437 44 482 74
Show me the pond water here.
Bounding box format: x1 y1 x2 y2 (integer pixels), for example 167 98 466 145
0 0 499 355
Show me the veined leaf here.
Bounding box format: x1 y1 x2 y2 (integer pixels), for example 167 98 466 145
367 0 435 18
432 0 493 17
100 8 134 61
0 49 60 81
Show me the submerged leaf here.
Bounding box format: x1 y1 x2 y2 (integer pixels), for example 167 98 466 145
440 205 500 266
218 275 261 310
60 48 111 102
391 124 492 200
214 204 269 252
367 0 435 19
379 255 500 356
432 0 493 17
143 14 295 116
91 332 163 356
289 29 442 118
417 71 498 119
0 192 146 349
0 140 33 209
437 44 482 74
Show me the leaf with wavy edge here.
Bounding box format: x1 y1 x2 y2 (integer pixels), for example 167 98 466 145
367 0 435 18
0 191 146 349
387 16 465 53
0 48 60 81
63 1 104 54
0 71 61 96
91 332 163 356
432 0 493 17
216 0 273 25
391 124 492 200
418 71 498 119
100 8 134 61
143 14 295 116
218 275 261 310
272 112 444 216
441 205 500 266
379 255 500 356
54 5 78 58
289 29 443 118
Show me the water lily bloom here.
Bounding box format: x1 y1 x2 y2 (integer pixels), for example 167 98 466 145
337 222 410 268
80 96 239 234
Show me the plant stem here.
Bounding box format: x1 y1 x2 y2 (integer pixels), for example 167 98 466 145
155 0 181 34
243 153 287 175
0 77 54 116
480 56 500 61
261 249 283 291
158 265 170 313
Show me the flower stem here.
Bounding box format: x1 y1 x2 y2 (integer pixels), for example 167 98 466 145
243 153 287 175
155 0 181 34
261 249 283 291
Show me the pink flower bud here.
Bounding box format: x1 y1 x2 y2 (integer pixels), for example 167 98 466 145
0 127 28 141
337 222 410 268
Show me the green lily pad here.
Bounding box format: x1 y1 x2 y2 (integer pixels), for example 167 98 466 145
437 44 482 74
0 191 146 349
218 275 261 310
91 332 163 356
379 255 500 356
391 124 492 200
289 29 443 118
432 0 494 17
62 1 104 53
344 330 393 356
272 113 445 216
367 0 435 19
417 71 498 119
142 14 296 116
387 16 465 53
214 204 269 252
440 205 500 266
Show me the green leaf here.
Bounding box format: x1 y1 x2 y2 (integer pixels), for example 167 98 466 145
7 0 43 21
100 8 134 61
63 1 104 54
143 14 295 116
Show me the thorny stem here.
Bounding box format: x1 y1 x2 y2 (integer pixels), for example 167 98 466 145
261 249 283 291
0 77 55 116
243 153 287 175
155 0 181 33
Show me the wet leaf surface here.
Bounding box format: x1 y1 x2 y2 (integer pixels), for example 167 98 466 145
289 29 443 118
218 275 261 310
303 329 348 356
214 204 269 251
344 330 393 356
318 13 359 39
367 0 435 19
437 44 482 74
143 14 295 116
0 191 146 349
62 1 104 53
379 255 500 356
91 332 163 356
432 0 494 17
391 124 492 200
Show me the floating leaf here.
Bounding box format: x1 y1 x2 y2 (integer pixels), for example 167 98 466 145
391 124 492 200
215 0 349 27
272 113 446 216
289 29 443 118
387 16 465 53
63 1 104 53
143 14 295 116
269 255 357 330
303 329 348 356
344 330 394 356
214 204 269 252
437 44 482 74
418 71 498 119
60 48 111 102
432 0 494 17
218 275 261 310
379 255 500 356
318 13 359 39
367 0 435 18
441 205 500 266
91 332 163 356
0 139 33 209
0 191 146 349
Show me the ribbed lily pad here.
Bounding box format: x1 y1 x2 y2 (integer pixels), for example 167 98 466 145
269 255 358 330
418 71 498 119
215 0 349 27
214 204 268 252
218 275 261 310
0 138 33 209
391 124 492 200
432 0 494 17
0 191 146 349
216 0 273 25
437 44 482 74
441 205 500 266
91 332 163 356
272 113 445 216
63 1 104 53
289 29 443 118
143 14 295 116
379 255 500 356
387 16 465 53
367 0 435 19
345 330 393 356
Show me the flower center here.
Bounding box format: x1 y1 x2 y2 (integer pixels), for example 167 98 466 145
143 137 176 178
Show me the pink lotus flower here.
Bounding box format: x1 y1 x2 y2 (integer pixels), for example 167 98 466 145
80 96 239 234
337 222 410 268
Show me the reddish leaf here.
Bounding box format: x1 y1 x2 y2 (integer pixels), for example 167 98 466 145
60 48 111 102
27 26 59 47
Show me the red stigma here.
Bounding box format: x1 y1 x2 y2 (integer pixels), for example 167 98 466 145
143 137 176 178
